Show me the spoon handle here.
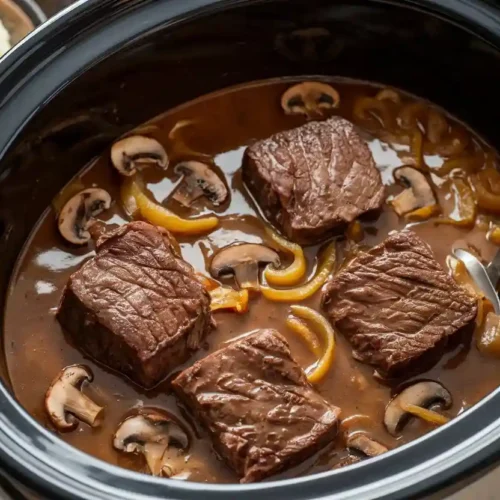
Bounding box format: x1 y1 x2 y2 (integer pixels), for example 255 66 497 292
486 250 500 289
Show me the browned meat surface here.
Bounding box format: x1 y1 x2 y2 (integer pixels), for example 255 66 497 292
322 230 477 377
242 116 385 244
57 221 212 388
172 329 340 483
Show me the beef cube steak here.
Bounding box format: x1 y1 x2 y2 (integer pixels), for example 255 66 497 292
243 116 385 245
322 230 477 377
172 329 340 483
57 221 212 388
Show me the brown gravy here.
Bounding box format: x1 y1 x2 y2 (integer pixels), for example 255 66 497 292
4 78 500 483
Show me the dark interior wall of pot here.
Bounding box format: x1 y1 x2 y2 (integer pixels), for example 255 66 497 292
0 0 499 384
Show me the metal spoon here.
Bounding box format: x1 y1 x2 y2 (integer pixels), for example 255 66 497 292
453 248 500 314
486 250 500 288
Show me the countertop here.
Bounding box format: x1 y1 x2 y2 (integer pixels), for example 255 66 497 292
5 0 500 498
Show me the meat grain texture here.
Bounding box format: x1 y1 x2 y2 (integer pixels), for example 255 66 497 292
322 230 477 377
57 221 212 388
172 329 340 483
243 116 385 244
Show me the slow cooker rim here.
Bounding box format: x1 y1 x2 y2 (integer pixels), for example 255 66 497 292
1 0 500 498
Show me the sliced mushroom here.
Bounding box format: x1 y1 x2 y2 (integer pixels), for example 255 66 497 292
281 82 340 116
210 243 280 291
58 188 111 245
111 135 168 176
384 380 452 436
172 161 228 207
113 409 189 476
346 433 388 457
391 166 436 216
45 365 103 431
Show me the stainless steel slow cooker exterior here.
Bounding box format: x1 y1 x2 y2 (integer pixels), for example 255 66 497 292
0 1 500 498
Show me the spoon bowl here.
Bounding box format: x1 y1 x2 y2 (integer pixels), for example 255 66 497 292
453 248 500 314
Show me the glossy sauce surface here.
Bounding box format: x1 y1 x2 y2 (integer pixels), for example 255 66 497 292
4 78 500 482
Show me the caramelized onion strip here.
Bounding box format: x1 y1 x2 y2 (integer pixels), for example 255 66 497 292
399 403 450 426
435 155 484 178
289 305 336 384
263 226 307 286
470 168 500 213
286 316 322 357
121 177 219 234
353 97 395 131
261 242 336 302
488 226 500 245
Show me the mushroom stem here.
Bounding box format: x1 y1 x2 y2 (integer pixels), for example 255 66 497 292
392 189 418 216
234 261 260 291
113 410 190 477
63 385 103 427
346 433 388 457
173 183 205 207
210 243 280 292
391 166 437 217
45 365 103 431
144 442 169 477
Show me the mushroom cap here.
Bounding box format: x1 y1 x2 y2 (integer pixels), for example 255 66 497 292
210 244 280 277
113 409 189 476
173 161 228 207
392 166 436 216
58 188 112 245
113 409 189 453
56 364 93 386
346 432 388 457
111 135 168 176
210 243 281 291
281 82 340 116
384 380 452 436
45 364 102 431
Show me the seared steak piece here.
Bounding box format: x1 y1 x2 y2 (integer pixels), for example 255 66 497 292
57 221 212 388
172 329 340 483
243 116 385 245
322 230 477 377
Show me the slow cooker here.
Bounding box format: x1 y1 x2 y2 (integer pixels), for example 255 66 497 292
1 0 500 498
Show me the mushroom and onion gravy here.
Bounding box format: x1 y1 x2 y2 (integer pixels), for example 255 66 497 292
5 78 500 482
